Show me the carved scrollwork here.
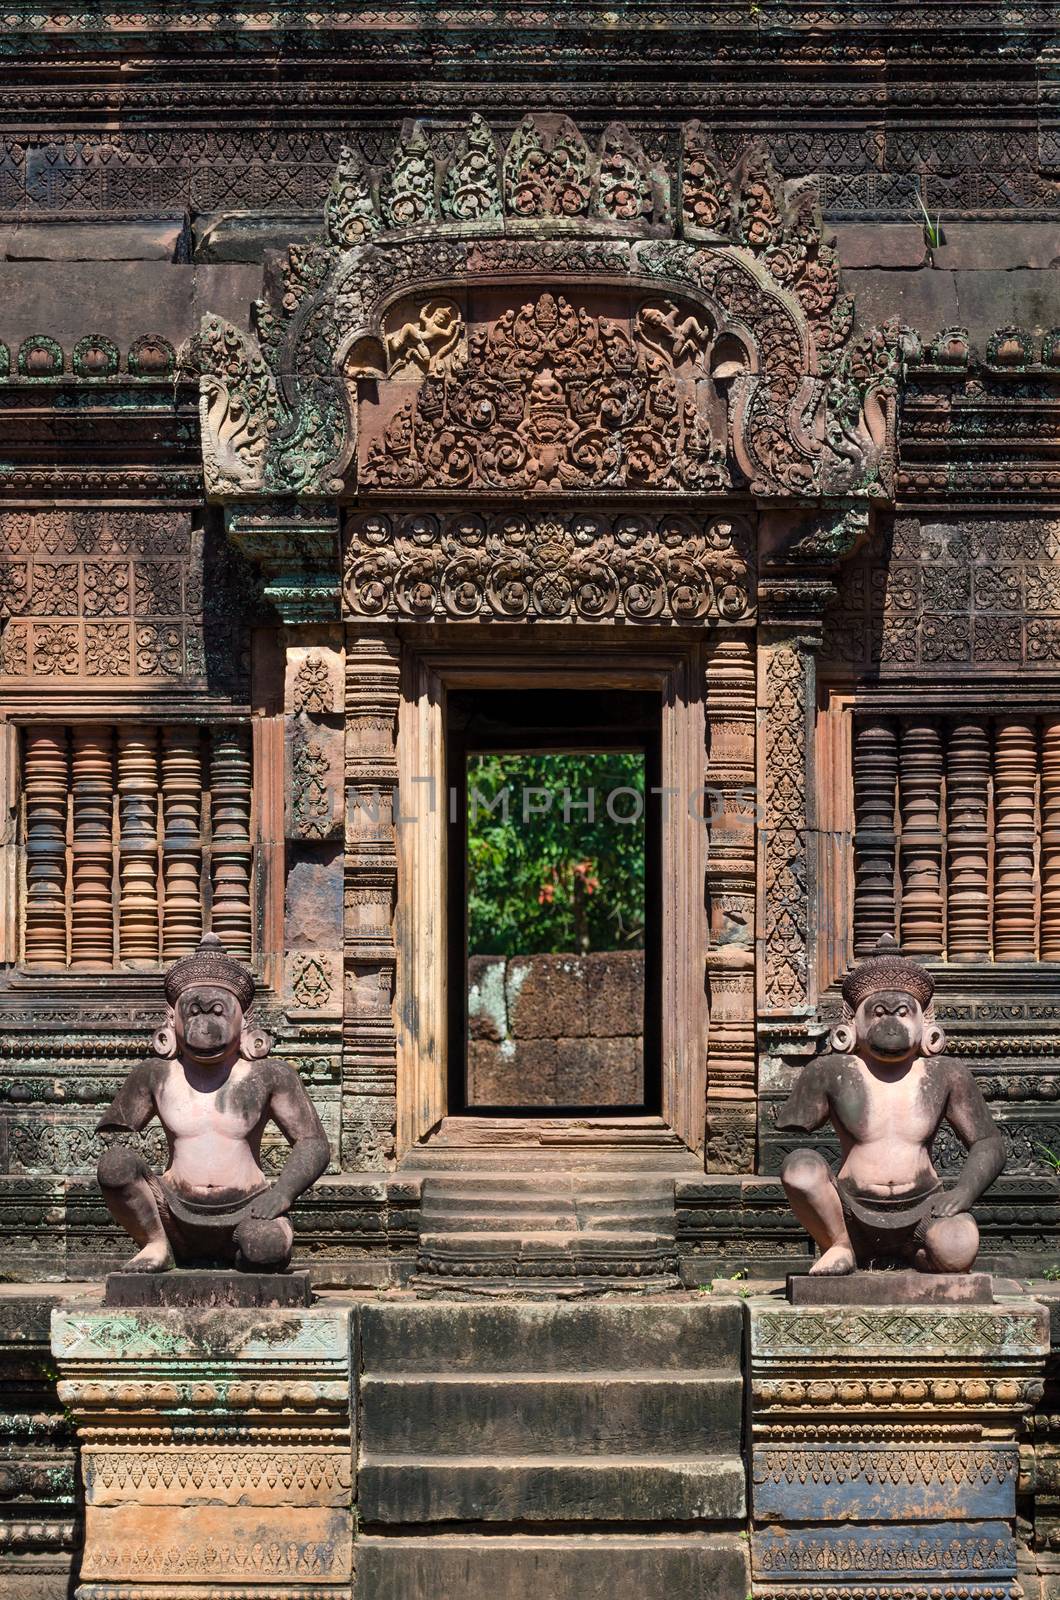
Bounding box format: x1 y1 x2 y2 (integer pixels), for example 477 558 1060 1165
343 509 754 625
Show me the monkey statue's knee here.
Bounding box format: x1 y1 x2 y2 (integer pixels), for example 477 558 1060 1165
921 1212 979 1274
780 1149 831 1201
233 1216 293 1272
97 1144 148 1193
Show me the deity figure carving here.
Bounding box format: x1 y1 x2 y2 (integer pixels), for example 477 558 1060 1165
385 299 464 378
778 936 1005 1275
96 934 330 1273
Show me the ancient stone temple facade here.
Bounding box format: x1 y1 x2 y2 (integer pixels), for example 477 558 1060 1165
0 7 1059 1600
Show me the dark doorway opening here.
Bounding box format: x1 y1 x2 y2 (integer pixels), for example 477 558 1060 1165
447 688 662 1116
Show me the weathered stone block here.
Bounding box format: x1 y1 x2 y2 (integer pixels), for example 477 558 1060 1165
468 1038 557 1104
468 954 507 1040
103 1268 312 1308
556 1036 642 1103
354 1532 750 1600
359 1455 746 1523
584 951 645 1036
507 955 588 1038
834 221 928 269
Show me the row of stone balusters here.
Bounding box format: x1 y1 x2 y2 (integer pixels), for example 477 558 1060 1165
853 713 1060 963
23 723 253 968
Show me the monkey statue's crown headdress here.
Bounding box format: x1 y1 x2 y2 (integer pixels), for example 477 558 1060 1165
164 933 255 1011
840 933 934 1014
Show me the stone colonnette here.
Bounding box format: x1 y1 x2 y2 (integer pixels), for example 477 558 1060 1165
50 1303 352 1600
749 1296 1050 1600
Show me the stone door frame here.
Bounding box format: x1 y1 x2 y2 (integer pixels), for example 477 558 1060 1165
393 630 709 1158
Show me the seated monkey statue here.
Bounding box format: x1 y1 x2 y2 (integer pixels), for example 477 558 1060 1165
97 934 330 1274
778 935 1005 1276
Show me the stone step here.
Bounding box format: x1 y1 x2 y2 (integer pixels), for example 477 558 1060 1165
354 1532 750 1600
360 1371 743 1456
423 1207 580 1232
417 1228 673 1253
359 1300 744 1374
358 1454 747 1524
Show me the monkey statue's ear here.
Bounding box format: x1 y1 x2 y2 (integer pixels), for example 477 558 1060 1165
240 1024 273 1061
152 1008 178 1060
828 1021 857 1054
922 1022 947 1057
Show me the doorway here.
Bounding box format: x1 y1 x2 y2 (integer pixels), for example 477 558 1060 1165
446 688 662 1116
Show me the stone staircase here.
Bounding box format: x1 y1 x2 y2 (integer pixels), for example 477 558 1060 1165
412 1170 682 1295
403 1118 701 1295
354 1298 749 1600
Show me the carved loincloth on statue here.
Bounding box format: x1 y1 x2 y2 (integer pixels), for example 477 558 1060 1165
150 1171 269 1264
836 1177 942 1264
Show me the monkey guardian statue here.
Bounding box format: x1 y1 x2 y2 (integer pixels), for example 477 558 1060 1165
777 935 1005 1276
96 934 330 1274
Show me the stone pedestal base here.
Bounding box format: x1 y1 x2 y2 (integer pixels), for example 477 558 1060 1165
51 1302 352 1600
788 1269 996 1305
749 1294 1049 1600
104 1269 312 1308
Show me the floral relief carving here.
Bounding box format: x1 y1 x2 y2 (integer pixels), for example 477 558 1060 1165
83 562 130 617
33 623 79 675
344 509 754 624
291 734 332 840
293 653 332 714
84 623 131 677
135 623 182 677
32 563 78 615
503 114 592 219
291 953 334 1011
134 562 183 615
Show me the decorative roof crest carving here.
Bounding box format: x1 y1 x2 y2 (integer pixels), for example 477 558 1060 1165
197 112 908 513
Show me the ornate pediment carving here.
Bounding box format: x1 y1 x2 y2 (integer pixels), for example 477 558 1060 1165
197 112 906 514
360 289 727 494
343 508 754 625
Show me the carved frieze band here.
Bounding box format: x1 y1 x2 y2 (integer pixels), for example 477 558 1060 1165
343 508 754 626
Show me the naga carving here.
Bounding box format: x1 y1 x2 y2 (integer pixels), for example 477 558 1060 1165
197 112 903 511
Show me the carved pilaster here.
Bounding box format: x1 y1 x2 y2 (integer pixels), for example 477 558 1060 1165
343 627 400 1170
116 726 160 965
209 725 253 961
1040 718 1060 961
704 634 757 1172
756 578 832 1022
70 725 114 967
160 726 204 960
898 718 944 955
23 725 69 966
946 718 991 963
852 715 898 957
993 716 1038 962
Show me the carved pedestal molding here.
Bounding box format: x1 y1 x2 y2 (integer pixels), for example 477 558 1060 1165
51 1304 354 1600
749 1296 1050 1600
